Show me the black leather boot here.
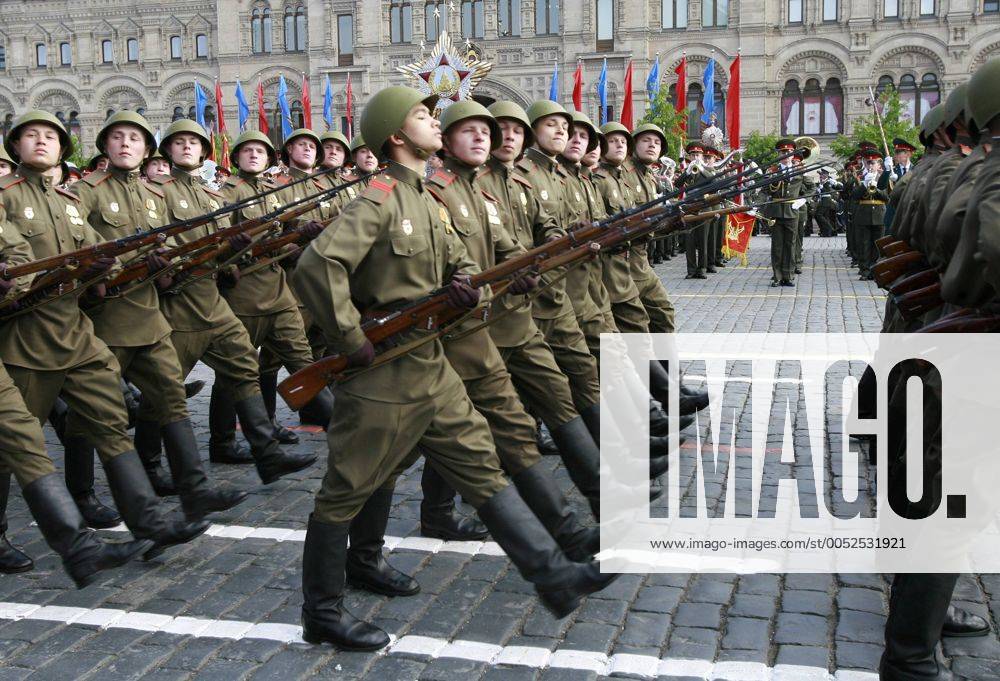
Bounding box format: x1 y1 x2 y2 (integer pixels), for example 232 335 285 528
235 393 317 484
299 387 335 429
21 474 154 588
476 485 618 618
548 416 601 520
419 465 488 541
184 380 206 399
103 451 210 560
347 489 419 596
261 371 299 445
511 464 598 562
161 419 249 521
650 362 709 416
880 573 965 681
942 604 990 638
579 403 601 443
133 419 177 497
0 472 32 574
63 435 122 529
301 514 391 650
208 383 254 464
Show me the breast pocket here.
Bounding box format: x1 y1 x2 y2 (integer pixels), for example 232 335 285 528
390 235 429 257
99 206 129 233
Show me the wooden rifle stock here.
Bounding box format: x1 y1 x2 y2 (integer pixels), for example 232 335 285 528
872 251 927 288
880 241 912 258
894 282 943 320
887 268 939 297
875 234 899 252
919 312 1000 333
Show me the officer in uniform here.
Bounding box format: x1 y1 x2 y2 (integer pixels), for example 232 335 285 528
137 118 316 484
793 149 816 275
0 111 209 557
290 86 617 650
851 150 889 280
814 168 841 237
71 111 247 521
765 138 803 286
678 142 712 279
702 144 725 272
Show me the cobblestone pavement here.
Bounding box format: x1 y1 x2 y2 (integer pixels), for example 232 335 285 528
1 234 996 680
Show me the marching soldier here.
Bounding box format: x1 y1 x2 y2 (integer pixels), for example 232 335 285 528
141 149 170 182
290 86 616 650
319 130 357 211
851 150 889 280
71 111 248 521
764 138 803 286
135 118 317 484
0 110 209 558
793 151 816 275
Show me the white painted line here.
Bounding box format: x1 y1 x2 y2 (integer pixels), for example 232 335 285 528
0 600 880 681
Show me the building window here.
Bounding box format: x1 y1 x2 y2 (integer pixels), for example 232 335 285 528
172 106 184 121
889 72 940 123
127 38 139 62
196 34 208 58
920 0 935 13
426 1 448 40
884 0 899 17
290 100 304 129
0 46 5 70
596 0 614 50
390 1 413 43
461 1 485 39
702 0 728 27
285 5 307 51
663 0 688 28
252 6 273 53
102 39 113 63
498 0 522 37
823 0 837 20
338 14 354 66
36 44 47 67
788 0 803 23
170 36 182 59
781 77 843 135
536 0 559 35
59 42 71 66
986 0 999 11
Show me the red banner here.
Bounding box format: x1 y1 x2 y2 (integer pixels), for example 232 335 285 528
723 212 755 265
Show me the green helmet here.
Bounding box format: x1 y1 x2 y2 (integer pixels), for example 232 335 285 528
319 130 352 162
599 121 635 155
86 154 109 171
968 58 1000 132
488 101 534 151
439 101 501 151
281 128 324 167
96 111 157 158
158 119 212 163
360 85 439 158
525 100 574 131
569 111 601 154
0 145 14 166
4 110 73 163
632 123 668 155
229 130 277 169
142 148 166 165
349 134 368 153
942 83 969 129
918 103 945 145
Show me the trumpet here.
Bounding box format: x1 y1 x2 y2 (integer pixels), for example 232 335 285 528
748 211 776 227
710 147 745 169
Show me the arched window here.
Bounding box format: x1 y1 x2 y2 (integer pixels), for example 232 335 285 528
596 0 614 51
196 34 208 58
127 38 139 62
536 0 559 34
781 79 802 135
876 74 894 96
802 78 822 134
59 42 71 66
136 107 145 116
106 109 115 120
824 78 844 134
918 73 940 122
285 5 306 51
390 1 412 43
187 105 197 120
498 0 522 36
781 77 843 135
426 1 448 40
172 106 185 121
251 6 273 53
461 0 485 39
68 111 81 136
663 0 688 28
170 35 182 60
291 100 304 129
898 73 918 122
686 82 702 134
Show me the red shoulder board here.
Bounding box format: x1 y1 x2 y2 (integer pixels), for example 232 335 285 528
480 188 500 204
512 174 533 190
425 185 447 206
55 185 80 201
0 175 25 191
360 175 397 205
429 170 456 188
142 181 166 199
81 169 111 187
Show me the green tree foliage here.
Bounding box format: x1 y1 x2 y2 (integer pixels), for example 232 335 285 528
742 131 781 168
639 89 687 160
830 86 921 160
66 134 88 169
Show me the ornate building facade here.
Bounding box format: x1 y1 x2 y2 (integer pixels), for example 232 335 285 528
0 0 997 155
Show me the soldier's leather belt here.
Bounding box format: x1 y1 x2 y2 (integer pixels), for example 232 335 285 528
859 200 886 206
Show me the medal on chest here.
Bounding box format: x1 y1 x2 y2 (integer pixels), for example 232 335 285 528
540 189 549 201
65 204 83 225
438 206 453 234
179 199 189 209
23 207 34 220
109 202 120 213
459 204 469 218
401 218 413 235
520 192 527 208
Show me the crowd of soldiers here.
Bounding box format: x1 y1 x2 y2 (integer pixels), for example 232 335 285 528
0 52 997 679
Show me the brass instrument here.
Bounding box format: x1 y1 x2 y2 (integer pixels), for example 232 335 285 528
793 136 820 163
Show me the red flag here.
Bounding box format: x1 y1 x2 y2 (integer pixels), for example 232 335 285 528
675 57 687 133
345 74 354 139
214 80 228 169
726 54 741 150
257 79 269 135
572 62 583 112
220 134 231 172
620 60 634 131
301 74 312 130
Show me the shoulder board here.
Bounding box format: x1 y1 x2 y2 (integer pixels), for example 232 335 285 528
223 177 244 190
476 166 494 180
81 169 111 187
554 164 569 178
426 185 447 206
429 170 457 188
360 175 398 205
480 188 500 204
515 158 534 174
0 175 25 191
55 185 80 201
150 175 175 186
591 169 609 180
141 180 166 199
511 174 533 190
201 186 225 199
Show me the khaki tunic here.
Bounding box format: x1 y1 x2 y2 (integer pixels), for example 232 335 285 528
292 161 507 522
625 158 676 334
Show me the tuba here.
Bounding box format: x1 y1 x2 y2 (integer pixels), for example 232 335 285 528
793 136 820 163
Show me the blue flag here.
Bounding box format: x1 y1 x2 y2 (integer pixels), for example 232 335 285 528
277 75 293 141
701 59 715 124
234 79 250 132
646 54 661 101
323 75 334 131
548 61 559 101
597 58 608 126
194 81 208 131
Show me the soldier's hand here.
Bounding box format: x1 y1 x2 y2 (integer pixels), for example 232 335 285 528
884 156 893 170
508 273 539 295
82 256 115 279
217 267 241 289
87 282 108 299
298 220 325 240
0 268 12 297
145 248 171 274
228 232 253 252
446 274 480 309
345 339 375 369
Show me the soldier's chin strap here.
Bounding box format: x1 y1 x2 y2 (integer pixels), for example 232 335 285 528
396 129 435 161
